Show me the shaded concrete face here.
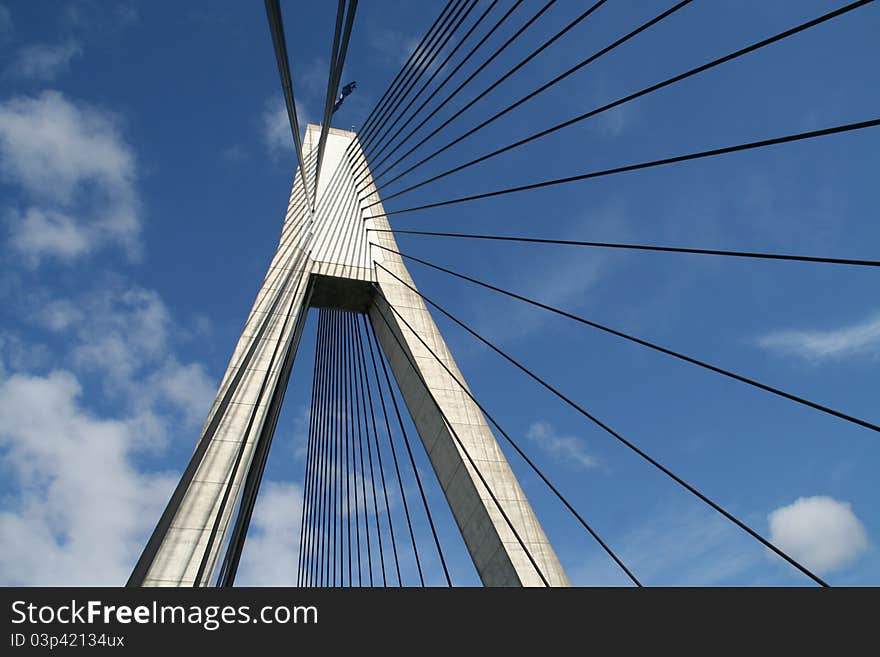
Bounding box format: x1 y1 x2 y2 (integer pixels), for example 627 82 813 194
141 125 568 587
309 274 373 312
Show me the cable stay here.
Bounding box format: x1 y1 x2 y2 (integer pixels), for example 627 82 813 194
353 0 505 180
358 0 493 164
369 297 553 587
313 0 359 207
367 228 880 268
296 308 454 586
337 0 461 185
347 312 373 585
357 0 480 157
372 264 830 587
363 314 452 587
367 0 874 207
153 0 876 590
374 243 880 436
361 309 427 586
351 0 457 150
264 0 314 213
352 0 553 185
353 314 394 586
357 0 470 150
364 0 693 194
297 309 328 586
369 118 880 217
127 235 313 586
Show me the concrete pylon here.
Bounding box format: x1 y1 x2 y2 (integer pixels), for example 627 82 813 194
132 125 570 587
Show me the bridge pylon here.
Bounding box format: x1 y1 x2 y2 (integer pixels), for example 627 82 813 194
129 124 570 587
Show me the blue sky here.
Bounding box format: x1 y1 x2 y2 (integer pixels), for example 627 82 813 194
0 0 877 586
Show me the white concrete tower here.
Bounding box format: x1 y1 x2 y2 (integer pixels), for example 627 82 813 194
129 124 570 587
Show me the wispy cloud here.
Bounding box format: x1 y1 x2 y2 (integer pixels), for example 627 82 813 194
64 0 138 33
263 99 293 156
367 24 420 66
579 72 636 140
261 96 310 159
298 56 330 97
0 5 13 43
526 421 597 470
221 144 247 163
6 41 82 81
470 203 629 344
571 502 762 586
757 312 880 362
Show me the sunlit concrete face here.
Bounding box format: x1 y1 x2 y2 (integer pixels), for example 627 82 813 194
140 124 569 587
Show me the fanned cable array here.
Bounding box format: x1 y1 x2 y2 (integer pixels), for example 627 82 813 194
297 310 452 587
132 0 877 588
344 0 876 587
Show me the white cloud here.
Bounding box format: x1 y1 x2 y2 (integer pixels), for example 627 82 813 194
0 280 218 585
290 405 310 460
367 24 420 65
0 369 176 585
594 105 630 138
64 287 172 383
0 5 12 43
149 360 217 428
262 97 308 158
33 285 216 429
758 312 880 362
64 0 138 33
6 41 82 80
768 496 868 575
0 91 133 203
0 90 141 263
37 298 83 331
237 481 303 586
7 207 91 262
526 421 597 470
0 32 216 586
0 78 214 576
263 100 291 155
527 251 607 311
0 332 51 372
